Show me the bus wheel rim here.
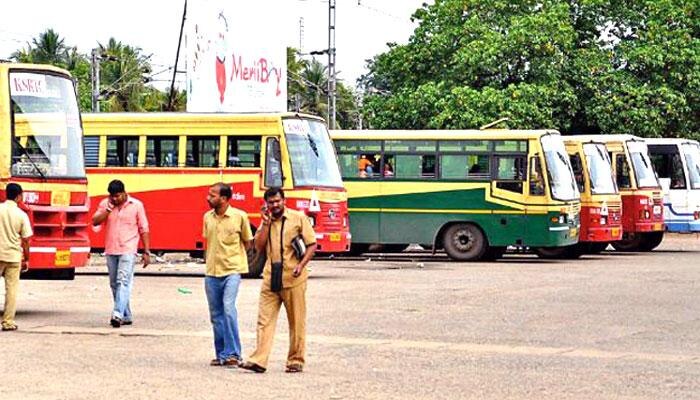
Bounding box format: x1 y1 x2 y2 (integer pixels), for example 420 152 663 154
452 228 474 252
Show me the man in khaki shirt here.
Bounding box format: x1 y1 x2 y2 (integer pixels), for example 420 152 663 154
202 183 253 367
240 187 316 374
0 183 33 331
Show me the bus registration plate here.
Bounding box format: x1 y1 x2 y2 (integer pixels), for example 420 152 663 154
329 233 341 242
55 250 71 267
51 191 70 207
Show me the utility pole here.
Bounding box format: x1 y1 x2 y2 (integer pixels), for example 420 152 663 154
91 48 101 112
167 0 187 111
328 0 337 129
299 17 305 52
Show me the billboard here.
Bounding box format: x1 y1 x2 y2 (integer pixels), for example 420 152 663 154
186 0 287 112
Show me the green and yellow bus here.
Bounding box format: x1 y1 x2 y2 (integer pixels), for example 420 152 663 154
330 130 581 261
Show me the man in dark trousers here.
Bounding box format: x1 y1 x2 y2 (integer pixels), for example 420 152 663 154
92 179 150 328
240 187 316 373
0 183 32 331
202 182 253 367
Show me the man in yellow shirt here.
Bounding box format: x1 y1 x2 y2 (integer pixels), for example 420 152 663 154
202 183 253 367
0 183 33 331
240 187 316 373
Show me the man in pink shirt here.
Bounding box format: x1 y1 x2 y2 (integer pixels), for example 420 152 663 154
92 180 151 328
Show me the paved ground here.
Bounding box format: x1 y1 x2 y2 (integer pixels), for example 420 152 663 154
1 234 699 399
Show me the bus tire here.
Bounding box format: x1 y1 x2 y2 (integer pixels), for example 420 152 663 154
638 232 664 252
243 249 266 279
382 244 407 253
534 245 580 259
348 243 370 256
481 246 506 261
442 223 487 261
611 237 643 252
20 268 75 280
585 242 609 254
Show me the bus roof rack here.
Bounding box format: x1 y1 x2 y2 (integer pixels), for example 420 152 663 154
480 118 510 130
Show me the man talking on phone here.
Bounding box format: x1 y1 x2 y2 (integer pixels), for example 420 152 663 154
239 187 316 374
92 179 150 328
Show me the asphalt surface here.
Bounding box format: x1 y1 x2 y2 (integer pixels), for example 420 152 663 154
1 234 699 399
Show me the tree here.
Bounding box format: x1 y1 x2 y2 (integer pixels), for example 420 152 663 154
10 30 180 113
98 38 153 112
286 47 360 129
361 0 700 139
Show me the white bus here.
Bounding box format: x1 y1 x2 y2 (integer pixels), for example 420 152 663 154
646 138 700 233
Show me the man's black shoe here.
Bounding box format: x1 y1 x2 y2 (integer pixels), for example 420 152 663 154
239 362 266 373
110 317 122 328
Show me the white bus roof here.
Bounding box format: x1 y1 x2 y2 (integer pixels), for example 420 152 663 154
565 134 645 143
644 138 699 146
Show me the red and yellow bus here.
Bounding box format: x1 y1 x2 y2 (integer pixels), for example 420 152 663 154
536 137 623 258
579 135 664 251
1 62 90 279
82 112 349 277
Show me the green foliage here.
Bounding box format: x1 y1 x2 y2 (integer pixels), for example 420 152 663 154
10 30 183 112
361 0 700 139
287 47 359 129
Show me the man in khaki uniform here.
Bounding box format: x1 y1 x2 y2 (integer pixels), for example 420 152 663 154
203 183 253 367
240 187 316 373
0 183 33 331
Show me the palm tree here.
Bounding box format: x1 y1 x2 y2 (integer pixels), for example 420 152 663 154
30 29 68 65
300 59 328 117
98 38 152 112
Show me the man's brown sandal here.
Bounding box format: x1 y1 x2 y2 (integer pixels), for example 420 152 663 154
239 362 266 373
285 364 303 373
210 359 222 366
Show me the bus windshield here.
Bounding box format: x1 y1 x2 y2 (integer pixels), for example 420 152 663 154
627 141 658 188
583 143 617 194
682 143 700 190
541 134 580 201
283 119 343 188
10 71 85 179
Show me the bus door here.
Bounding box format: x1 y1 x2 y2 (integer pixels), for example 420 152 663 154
490 152 527 246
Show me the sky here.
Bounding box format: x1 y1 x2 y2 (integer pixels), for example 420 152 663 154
0 0 431 90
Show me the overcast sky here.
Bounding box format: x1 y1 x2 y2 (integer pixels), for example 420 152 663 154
0 0 431 89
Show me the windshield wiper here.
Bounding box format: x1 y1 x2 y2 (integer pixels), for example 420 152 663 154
306 133 319 158
12 137 47 180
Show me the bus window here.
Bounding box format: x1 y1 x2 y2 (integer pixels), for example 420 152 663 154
440 154 489 180
529 156 545 196
265 137 283 187
106 136 139 167
84 136 99 167
146 136 179 167
495 155 525 193
337 154 356 178
615 154 631 189
569 153 585 193
186 136 219 167
394 154 436 179
227 137 261 167
649 146 686 189
357 154 382 178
